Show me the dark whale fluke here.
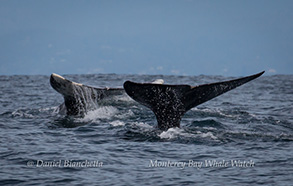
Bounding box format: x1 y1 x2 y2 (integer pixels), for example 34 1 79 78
124 71 265 130
50 73 124 116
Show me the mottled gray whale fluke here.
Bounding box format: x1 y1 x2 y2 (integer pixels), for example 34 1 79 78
123 71 265 130
50 73 124 116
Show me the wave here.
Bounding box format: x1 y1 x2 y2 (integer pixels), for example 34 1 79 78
189 119 225 129
3 106 60 119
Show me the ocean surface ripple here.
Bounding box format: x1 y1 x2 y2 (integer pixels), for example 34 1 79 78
1 74 292 185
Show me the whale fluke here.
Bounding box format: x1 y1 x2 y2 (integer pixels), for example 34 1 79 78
50 73 124 116
124 71 264 130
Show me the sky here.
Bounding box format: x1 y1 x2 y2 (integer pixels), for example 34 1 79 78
0 0 292 76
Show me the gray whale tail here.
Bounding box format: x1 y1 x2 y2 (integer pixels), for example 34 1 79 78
123 71 265 130
50 73 123 116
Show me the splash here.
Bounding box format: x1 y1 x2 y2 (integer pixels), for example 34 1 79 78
159 128 184 139
131 121 153 129
109 120 125 126
191 107 235 118
159 127 218 140
115 110 134 119
196 131 218 140
78 106 119 122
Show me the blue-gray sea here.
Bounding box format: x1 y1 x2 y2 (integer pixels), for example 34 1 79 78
1 74 292 185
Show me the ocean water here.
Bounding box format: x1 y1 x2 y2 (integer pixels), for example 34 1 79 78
1 74 292 185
